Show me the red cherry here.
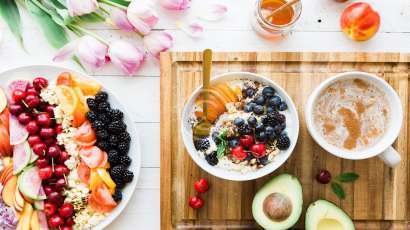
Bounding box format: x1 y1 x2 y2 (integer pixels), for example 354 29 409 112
12 90 26 103
17 113 31 125
39 127 55 138
47 192 64 206
188 196 204 209
43 138 56 146
239 135 255 147
36 158 49 168
58 203 74 218
58 151 69 163
9 104 24 115
28 135 42 146
54 165 69 178
45 105 55 116
55 124 63 134
55 178 67 192
36 113 52 127
47 145 61 158
39 166 53 179
194 178 209 193
26 121 39 135
32 143 47 156
231 146 247 161
65 217 74 227
44 202 57 217
26 88 38 96
33 77 49 91
43 185 54 196
25 95 40 108
48 215 64 228
61 226 72 230
316 169 332 184
250 144 266 158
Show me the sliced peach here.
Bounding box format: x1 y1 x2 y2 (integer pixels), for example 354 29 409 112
89 170 104 191
30 210 40 230
2 176 17 207
14 190 25 211
215 84 238 102
96 168 116 194
73 77 102 96
56 85 78 115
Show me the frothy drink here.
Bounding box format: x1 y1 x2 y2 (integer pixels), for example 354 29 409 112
313 79 390 151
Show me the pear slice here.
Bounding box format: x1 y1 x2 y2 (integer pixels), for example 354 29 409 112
0 88 7 114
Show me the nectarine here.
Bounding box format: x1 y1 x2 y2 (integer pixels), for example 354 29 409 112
340 2 380 41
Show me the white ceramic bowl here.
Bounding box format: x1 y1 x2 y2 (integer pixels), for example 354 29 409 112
181 72 299 181
0 65 141 230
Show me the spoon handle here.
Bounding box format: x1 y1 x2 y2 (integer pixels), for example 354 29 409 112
266 0 299 20
202 49 212 119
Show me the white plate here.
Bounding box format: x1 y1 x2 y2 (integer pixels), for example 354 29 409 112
0 65 141 230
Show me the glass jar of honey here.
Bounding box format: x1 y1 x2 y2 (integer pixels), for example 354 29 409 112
251 0 302 39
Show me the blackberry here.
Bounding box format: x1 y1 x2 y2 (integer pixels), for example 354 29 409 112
112 189 122 202
277 134 291 150
119 155 132 167
123 170 134 183
109 109 124 121
118 132 131 143
95 91 108 103
98 102 110 113
96 130 109 140
109 135 119 148
117 142 130 154
115 179 125 189
110 165 126 181
108 121 126 134
97 141 110 151
264 111 285 126
98 113 110 124
194 138 210 151
92 120 104 131
238 124 252 135
87 98 97 111
108 149 120 166
205 151 218 166
86 111 98 122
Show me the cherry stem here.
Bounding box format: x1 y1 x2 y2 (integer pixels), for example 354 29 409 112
21 100 28 108
51 158 55 172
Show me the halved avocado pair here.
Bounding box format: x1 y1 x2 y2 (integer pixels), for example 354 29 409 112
252 174 355 230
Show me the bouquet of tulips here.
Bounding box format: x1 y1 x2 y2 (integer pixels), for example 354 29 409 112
0 0 177 75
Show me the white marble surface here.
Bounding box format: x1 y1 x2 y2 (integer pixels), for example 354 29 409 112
0 0 409 229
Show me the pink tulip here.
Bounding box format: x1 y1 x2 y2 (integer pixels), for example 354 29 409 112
108 40 145 75
127 0 159 35
110 8 135 32
53 35 108 69
67 0 99 16
143 31 173 60
160 0 191 11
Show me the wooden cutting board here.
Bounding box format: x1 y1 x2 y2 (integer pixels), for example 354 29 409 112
160 52 410 230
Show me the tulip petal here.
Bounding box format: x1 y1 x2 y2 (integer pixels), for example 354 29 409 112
176 21 204 38
53 40 78 62
110 8 135 32
144 31 173 60
77 36 108 69
108 40 145 75
67 0 99 17
127 0 159 35
160 0 191 11
198 4 228 21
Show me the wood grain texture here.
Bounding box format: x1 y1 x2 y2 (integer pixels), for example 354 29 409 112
160 52 410 229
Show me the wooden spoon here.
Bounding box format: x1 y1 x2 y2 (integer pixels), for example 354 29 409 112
266 0 299 21
193 49 213 137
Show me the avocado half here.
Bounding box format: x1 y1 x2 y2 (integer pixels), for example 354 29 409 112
252 174 303 230
306 200 355 230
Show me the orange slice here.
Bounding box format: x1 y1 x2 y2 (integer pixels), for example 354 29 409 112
73 77 102 96
56 85 78 115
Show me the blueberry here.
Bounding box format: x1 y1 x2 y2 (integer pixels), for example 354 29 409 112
265 126 274 136
245 153 254 161
228 138 240 148
258 155 269 165
256 132 267 142
255 96 265 105
244 104 253 112
255 123 265 132
249 102 257 108
253 105 265 115
247 116 257 127
274 124 286 135
278 102 288 111
244 88 256 98
234 117 245 126
266 107 275 114
262 87 275 98
268 96 282 107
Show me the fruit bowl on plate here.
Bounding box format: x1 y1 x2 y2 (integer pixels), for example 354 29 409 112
181 72 299 181
0 65 141 230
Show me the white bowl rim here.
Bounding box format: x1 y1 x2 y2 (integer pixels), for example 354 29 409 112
305 71 403 160
0 64 142 230
181 71 300 181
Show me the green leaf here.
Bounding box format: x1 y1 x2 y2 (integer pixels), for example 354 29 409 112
0 0 24 46
103 0 130 7
216 140 227 159
336 172 359 183
331 182 345 200
78 13 105 23
25 0 69 49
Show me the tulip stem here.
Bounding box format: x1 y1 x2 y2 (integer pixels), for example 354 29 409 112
98 0 128 10
69 24 109 45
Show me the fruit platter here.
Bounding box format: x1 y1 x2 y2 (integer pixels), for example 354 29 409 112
0 66 140 230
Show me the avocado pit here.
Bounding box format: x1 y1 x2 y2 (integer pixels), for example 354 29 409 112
262 192 292 221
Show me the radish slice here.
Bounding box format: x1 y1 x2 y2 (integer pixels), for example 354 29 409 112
9 115 28 145
13 141 31 175
17 166 44 200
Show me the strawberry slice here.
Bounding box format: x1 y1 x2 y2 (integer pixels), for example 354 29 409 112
79 146 104 169
77 161 91 184
75 121 97 146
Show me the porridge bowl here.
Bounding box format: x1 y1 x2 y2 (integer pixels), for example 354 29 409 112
181 72 299 181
